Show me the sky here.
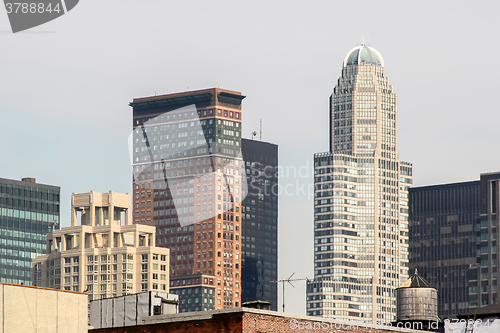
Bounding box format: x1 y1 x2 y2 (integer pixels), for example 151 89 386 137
1 0 500 316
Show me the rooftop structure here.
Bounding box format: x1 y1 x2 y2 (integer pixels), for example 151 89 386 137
89 291 178 329
396 269 438 322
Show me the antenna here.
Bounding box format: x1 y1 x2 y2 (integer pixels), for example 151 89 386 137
260 119 263 141
252 131 257 140
270 273 308 313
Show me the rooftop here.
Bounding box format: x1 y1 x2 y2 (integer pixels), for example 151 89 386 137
397 269 436 289
344 44 384 67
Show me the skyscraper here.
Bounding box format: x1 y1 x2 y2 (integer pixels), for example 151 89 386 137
130 88 245 310
0 177 60 285
306 45 412 322
241 138 278 310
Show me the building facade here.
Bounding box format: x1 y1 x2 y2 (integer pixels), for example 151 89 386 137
0 177 60 285
169 273 216 312
306 45 412 322
130 88 245 310
408 181 479 319
409 172 500 318
33 191 170 300
468 172 500 310
241 138 278 311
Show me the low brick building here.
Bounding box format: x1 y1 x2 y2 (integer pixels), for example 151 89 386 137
90 307 425 333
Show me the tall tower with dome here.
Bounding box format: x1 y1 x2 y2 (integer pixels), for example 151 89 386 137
306 44 412 322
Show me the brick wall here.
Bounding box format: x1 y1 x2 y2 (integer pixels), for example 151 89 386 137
90 308 422 333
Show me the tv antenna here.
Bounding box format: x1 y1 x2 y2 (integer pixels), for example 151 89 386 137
260 119 263 141
271 273 308 313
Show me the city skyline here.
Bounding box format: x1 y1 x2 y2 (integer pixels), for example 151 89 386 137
1 1 500 315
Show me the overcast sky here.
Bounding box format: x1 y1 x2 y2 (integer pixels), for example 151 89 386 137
1 0 500 315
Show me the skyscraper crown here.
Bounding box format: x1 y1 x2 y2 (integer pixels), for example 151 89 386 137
343 44 384 67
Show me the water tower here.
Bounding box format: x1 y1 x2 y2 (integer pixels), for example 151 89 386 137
396 269 438 322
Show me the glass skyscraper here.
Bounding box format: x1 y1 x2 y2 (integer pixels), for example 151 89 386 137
241 138 278 311
0 177 60 285
306 45 412 322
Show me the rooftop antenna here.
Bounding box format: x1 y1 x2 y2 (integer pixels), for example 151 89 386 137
260 119 263 141
369 34 371 46
362 34 365 46
251 131 257 140
271 273 308 313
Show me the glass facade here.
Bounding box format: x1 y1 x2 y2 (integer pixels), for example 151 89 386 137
468 173 500 311
409 172 500 318
409 181 479 319
241 138 278 311
0 178 60 285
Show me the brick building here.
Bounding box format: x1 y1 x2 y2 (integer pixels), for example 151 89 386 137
89 307 425 333
130 88 245 310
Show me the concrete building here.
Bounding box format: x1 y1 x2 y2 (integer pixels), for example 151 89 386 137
33 191 170 300
0 282 87 333
0 177 60 285
89 307 425 333
408 180 478 318
130 88 245 310
241 138 278 310
307 44 412 322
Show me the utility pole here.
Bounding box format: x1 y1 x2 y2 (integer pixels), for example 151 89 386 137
271 273 308 313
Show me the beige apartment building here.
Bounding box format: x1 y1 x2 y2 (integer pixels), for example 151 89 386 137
33 191 170 300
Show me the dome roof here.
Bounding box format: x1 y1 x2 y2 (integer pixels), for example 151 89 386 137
396 269 436 289
343 44 384 67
